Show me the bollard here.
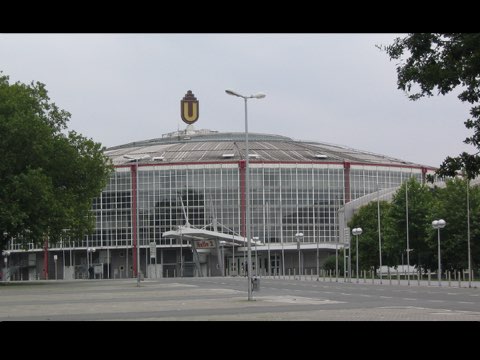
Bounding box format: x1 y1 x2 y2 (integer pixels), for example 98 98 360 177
329 269 332 282
388 270 392 285
448 271 451 287
458 271 461 288
371 270 374 284
417 270 420 286
252 277 260 291
397 269 400 285
428 270 431 286
323 269 326 282
364 270 366 283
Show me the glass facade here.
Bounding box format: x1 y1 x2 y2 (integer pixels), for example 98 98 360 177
79 162 425 249
6 161 427 252
2 131 435 280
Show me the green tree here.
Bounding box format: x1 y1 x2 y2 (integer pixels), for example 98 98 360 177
428 178 480 272
322 255 337 272
348 201 391 272
0 72 113 249
381 33 480 178
384 178 434 270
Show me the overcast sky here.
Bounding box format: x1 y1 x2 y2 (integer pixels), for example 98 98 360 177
0 33 473 167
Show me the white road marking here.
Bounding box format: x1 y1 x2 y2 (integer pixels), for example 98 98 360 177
257 295 344 305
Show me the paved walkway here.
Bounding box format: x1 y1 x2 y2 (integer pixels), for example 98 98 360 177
1 277 479 321
259 274 480 288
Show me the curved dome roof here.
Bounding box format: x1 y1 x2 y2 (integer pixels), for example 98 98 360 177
105 128 431 168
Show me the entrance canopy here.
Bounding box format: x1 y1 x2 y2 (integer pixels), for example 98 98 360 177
163 226 263 247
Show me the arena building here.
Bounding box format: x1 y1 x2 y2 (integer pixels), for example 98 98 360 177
2 91 436 281
3 127 436 281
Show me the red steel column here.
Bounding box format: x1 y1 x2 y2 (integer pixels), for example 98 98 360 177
421 167 428 183
131 164 138 277
239 160 246 237
344 162 351 204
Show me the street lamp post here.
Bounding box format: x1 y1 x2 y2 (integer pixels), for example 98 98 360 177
124 154 151 287
2 251 10 282
54 254 58 280
377 184 383 284
253 236 259 276
352 228 362 284
316 203 320 279
266 202 271 276
466 177 472 288
180 227 183 278
405 179 411 286
226 89 266 301
87 247 96 279
295 232 303 279
432 219 446 286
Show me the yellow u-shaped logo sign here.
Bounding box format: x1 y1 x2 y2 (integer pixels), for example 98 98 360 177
181 90 199 124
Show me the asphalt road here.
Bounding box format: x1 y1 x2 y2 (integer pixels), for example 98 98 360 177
1 277 480 320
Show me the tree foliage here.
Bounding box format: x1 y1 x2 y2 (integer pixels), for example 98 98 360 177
322 255 337 272
427 179 480 272
382 33 480 178
348 201 391 271
383 178 433 269
350 177 479 273
0 72 113 249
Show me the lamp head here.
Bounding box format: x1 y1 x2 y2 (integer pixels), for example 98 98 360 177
352 228 363 235
432 220 446 229
252 93 266 99
225 89 242 97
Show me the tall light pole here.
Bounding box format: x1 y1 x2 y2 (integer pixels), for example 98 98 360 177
405 179 411 286
315 203 319 279
462 169 473 288
467 178 472 288
335 197 339 282
295 232 303 279
226 89 266 301
124 154 151 287
377 183 383 284
266 202 271 276
432 219 446 286
352 227 362 283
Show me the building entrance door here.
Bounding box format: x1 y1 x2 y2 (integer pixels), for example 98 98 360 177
270 253 280 276
227 257 239 276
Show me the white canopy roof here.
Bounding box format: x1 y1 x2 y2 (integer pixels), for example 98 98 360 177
162 225 263 247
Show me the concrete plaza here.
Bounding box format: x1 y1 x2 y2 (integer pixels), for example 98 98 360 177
1 276 480 321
